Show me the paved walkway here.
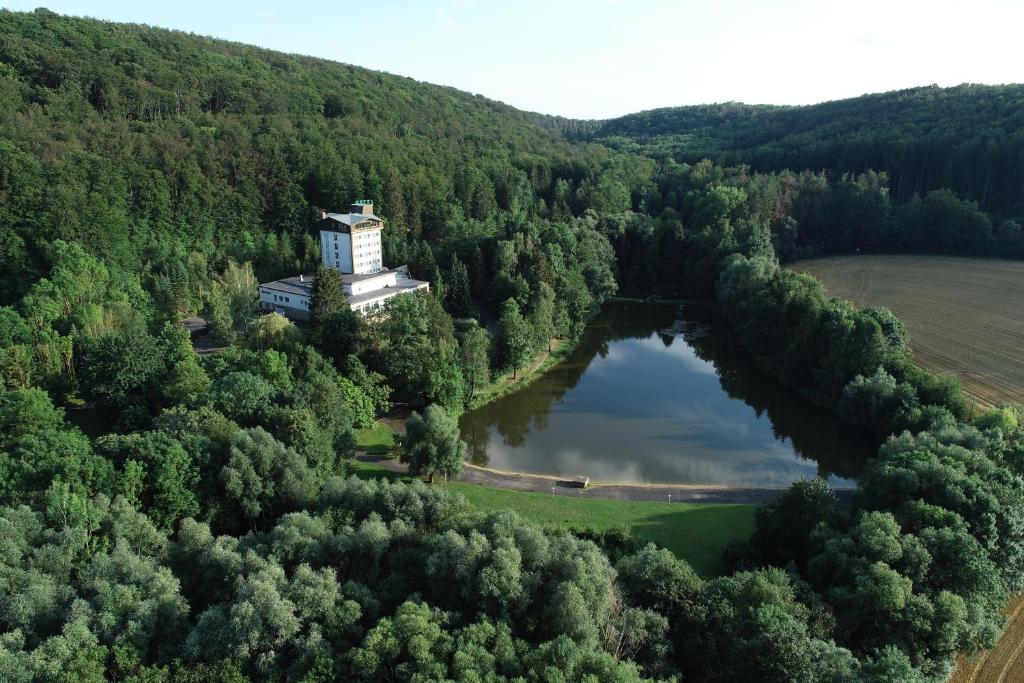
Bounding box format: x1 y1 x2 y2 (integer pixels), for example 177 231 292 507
355 454 855 505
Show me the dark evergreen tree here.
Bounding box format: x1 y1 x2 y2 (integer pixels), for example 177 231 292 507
446 254 472 317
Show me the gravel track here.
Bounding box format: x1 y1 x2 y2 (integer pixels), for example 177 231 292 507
355 454 855 505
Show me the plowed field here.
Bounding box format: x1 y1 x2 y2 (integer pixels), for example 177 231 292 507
792 255 1024 408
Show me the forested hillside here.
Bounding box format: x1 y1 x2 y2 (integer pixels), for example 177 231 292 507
0 8 652 304
2 8 1024 683
558 84 1024 215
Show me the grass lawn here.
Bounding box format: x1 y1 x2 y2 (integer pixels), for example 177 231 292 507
451 484 756 578
348 453 757 577
356 421 398 456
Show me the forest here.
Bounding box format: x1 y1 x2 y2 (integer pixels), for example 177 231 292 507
544 84 1024 216
1 8 1024 682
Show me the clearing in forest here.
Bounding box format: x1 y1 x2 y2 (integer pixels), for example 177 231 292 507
792 255 1024 408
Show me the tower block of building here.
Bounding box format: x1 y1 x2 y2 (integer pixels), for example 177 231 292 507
258 200 429 320
318 200 384 274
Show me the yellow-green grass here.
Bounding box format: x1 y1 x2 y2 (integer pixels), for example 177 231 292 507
356 420 398 456
348 456 756 577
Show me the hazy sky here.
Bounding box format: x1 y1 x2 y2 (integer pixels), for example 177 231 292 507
3 0 1022 118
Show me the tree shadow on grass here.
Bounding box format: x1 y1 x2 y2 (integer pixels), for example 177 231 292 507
360 442 395 457
349 459 407 483
625 506 757 578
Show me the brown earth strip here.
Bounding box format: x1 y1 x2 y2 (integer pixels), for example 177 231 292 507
792 255 1024 408
948 596 1024 683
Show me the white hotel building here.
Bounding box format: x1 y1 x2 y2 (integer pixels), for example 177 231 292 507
258 200 428 320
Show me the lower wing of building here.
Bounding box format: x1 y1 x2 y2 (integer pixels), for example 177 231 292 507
258 266 429 322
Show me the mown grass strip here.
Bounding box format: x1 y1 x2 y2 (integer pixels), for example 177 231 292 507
349 449 756 577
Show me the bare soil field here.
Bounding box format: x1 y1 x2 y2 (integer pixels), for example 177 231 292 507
948 596 1024 683
792 255 1024 408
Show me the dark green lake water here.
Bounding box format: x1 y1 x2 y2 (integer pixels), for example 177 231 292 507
460 301 876 487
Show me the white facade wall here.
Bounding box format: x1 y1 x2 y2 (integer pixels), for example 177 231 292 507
349 282 430 316
350 228 383 273
321 230 353 273
258 287 312 319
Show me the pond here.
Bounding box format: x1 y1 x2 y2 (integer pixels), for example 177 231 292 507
460 301 877 487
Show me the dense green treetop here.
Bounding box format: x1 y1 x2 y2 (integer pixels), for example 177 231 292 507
2 9 1024 682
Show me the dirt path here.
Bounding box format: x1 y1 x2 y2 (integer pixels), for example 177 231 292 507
355 453 854 505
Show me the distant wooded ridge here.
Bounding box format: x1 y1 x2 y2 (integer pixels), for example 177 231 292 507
531 84 1024 215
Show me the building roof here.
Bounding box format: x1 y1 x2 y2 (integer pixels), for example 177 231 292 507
257 275 315 296
320 212 383 229
342 270 394 284
258 267 423 295
348 276 429 307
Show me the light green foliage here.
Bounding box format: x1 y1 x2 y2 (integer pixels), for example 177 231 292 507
973 405 1021 433
162 358 212 408
840 367 921 436
457 321 491 398
341 355 391 420
217 261 258 332
616 543 703 616
528 281 556 353
368 293 465 410
185 567 302 672
210 371 275 425
204 282 235 344
220 427 318 529
96 431 200 530
401 405 467 483
249 312 304 353
348 600 453 681
268 407 337 477
0 10 1022 682
0 388 113 504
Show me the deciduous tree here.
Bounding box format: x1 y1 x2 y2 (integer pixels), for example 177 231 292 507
401 404 466 483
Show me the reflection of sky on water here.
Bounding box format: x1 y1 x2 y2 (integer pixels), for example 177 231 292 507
461 303 874 487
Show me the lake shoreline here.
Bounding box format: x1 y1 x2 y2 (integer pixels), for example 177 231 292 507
459 301 873 488
355 453 856 504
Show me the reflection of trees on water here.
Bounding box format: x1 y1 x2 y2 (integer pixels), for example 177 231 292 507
460 302 878 479
462 305 664 465
681 308 878 480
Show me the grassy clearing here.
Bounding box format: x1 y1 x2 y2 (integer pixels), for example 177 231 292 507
348 456 756 577
452 484 756 577
465 337 578 410
356 421 398 456
793 255 1024 408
